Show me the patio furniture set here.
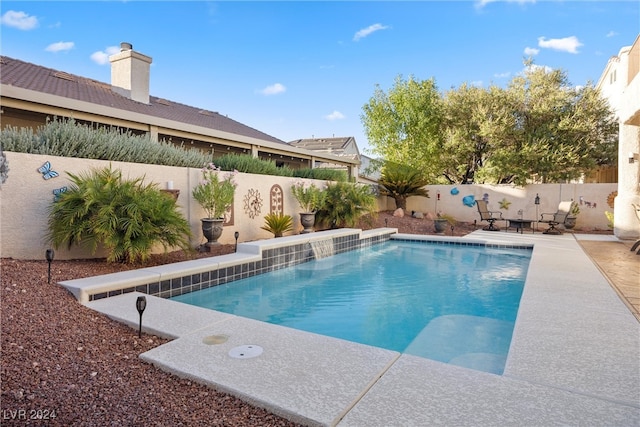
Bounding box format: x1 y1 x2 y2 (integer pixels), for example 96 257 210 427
476 200 574 235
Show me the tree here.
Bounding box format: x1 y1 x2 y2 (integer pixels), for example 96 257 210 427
377 162 430 210
441 84 514 184
362 62 618 185
471 62 618 185
361 75 444 180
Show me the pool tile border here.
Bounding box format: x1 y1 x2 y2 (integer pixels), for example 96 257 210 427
60 228 398 304
61 229 533 305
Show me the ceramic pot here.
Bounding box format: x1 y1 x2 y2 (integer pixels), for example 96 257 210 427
299 212 316 234
201 218 224 246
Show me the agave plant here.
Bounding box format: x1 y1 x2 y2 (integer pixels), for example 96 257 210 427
261 212 293 237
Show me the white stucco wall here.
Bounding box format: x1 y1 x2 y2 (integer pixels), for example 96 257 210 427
402 183 617 231
0 152 328 260
0 152 622 260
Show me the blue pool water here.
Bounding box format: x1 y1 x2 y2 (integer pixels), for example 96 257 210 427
172 241 531 374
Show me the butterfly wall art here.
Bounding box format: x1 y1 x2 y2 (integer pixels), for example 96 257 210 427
37 161 59 180
53 186 68 201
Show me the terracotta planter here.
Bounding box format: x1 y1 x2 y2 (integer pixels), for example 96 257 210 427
201 218 224 246
299 212 316 234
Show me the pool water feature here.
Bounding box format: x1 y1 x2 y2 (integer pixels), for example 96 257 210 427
172 241 531 374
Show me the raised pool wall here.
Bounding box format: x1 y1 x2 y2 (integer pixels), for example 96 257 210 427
60 229 393 304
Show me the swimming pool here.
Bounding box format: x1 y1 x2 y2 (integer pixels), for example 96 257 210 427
172 240 531 374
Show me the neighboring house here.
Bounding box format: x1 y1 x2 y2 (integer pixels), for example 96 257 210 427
288 136 382 185
0 42 358 177
289 136 366 182
596 34 640 240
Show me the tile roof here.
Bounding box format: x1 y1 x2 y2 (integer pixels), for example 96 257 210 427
0 56 287 145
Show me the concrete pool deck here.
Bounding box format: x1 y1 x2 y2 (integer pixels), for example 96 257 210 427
85 231 640 426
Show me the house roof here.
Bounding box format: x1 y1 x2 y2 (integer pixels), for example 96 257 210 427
289 136 358 154
0 56 287 146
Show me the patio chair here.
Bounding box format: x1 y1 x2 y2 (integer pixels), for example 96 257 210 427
539 201 574 235
631 204 640 255
475 199 504 231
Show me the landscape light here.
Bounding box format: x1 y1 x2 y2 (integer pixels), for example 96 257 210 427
45 249 54 284
136 296 147 338
234 231 240 252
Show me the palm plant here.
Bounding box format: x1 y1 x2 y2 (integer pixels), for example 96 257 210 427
261 212 293 237
46 165 192 263
378 163 430 210
316 182 377 229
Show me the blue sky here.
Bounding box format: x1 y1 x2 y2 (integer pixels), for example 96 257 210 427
1 1 638 154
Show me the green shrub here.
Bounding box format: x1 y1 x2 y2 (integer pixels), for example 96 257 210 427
1 118 356 181
0 146 8 184
316 182 377 228
1 118 214 167
604 211 614 229
293 167 347 182
261 212 293 237
291 181 326 213
46 165 192 263
214 153 294 176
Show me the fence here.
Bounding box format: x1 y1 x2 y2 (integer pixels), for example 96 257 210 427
1 152 617 260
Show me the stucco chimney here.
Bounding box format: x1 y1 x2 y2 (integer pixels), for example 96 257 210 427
109 42 152 104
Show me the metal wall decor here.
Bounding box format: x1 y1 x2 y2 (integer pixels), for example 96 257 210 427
37 161 59 180
53 186 68 201
270 184 284 214
243 188 263 219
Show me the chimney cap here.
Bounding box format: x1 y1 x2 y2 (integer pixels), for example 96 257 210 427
120 42 133 51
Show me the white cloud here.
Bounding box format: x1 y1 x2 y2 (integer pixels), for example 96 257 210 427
325 111 345 121
90 46 120 65
524 46 539 56
606 31 618 38
259 83 286 96
537 36 583 54
1 10 38 30
494 71 510 78
45 41 74 53
525 63 553 74
353 23 390 41
475 0 536 9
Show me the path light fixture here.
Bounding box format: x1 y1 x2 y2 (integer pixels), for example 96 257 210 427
45 249 54 284
136 296 147 338
450 225 454 236
384 218 388 227
234 231 240 252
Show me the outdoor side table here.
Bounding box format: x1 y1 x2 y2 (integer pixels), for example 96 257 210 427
507 218 534 234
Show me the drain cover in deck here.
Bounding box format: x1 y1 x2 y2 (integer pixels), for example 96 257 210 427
228 345 263 359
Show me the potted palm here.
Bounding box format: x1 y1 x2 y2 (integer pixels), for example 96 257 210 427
291 181 325 233
192 163 237 246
